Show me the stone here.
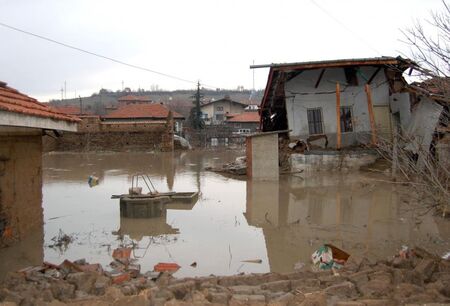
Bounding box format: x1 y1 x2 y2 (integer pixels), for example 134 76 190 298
49 280 76 301
260 280 291 292
229 294 266 306
66 272 98 293
414 259 436 281
392 283 424 303
207 292 229 304
344 255 367 272
291 278 320 290
0 289 24 305
167 280 196 299
324 281 357 298
299 292 326 306
267 292 295 306
93 275 111 296
111 295 148 306
358 279 392 298
41 289 54 302
104 287 124 302
318 275 347 287
229 285 260 295
356 299 396 306
335 302 365 306
121 285 138 296
155 289 175 301
391 257 412 269
348 271 369 288
368 271 392 284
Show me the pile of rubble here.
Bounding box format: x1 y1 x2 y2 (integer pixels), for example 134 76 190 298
0 247 449 305
205 156 247 176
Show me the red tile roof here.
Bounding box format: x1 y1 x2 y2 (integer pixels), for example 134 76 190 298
103 103 184 120
0 82 80 123
50 105 94 116
226 111 260 123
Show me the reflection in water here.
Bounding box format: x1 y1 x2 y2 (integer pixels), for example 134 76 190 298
245 174 449 273
14 150 445 279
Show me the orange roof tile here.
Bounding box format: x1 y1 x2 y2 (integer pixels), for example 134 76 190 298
226 111 260 123
50 105 94 116
0 82 80 123
103 103 184 119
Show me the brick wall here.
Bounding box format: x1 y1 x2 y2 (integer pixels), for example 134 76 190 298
0 135 44 245
44 116 175 152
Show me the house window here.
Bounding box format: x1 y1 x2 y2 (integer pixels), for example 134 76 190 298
202 112 208 119
340 106 353 132
215 114 224 121
307 108 323 135
238 129 251 134
216 106 224 111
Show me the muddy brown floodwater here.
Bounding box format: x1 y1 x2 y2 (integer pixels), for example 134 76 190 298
2 150 449 279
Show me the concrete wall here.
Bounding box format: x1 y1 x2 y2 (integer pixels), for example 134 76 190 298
0 134 44 245
246 133 279 180
390 92 411 131
284 67 390 147
290 151 378 173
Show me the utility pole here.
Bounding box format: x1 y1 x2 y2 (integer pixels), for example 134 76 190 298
60 87 64 101
64 81 67 100
189 81 204 130
79 96 83 115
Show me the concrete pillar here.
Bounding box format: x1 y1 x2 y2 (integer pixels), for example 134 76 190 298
246 132 279 180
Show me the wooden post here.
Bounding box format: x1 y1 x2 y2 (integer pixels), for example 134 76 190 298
365 84 377 145
392 124 398 181
336 82 341 150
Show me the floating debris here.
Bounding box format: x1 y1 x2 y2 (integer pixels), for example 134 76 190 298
241 259 262 264
154 262 180 273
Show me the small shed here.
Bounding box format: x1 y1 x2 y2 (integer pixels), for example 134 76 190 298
0 81 78 245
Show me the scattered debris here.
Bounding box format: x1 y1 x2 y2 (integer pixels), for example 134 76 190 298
112 247 132 261
153 262 181 273
49 229 74 249
311 244 349 270
293 261 305 270
2 247 449 305
88 175 99 187
205 156 247 176
241 259 262 264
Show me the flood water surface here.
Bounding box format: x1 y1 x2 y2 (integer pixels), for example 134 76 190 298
41 151 450 278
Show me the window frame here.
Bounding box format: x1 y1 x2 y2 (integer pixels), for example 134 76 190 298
307 108 324 135
340 106 354 133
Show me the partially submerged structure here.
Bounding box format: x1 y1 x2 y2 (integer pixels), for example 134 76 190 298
251 56 449 172
0 81 78 245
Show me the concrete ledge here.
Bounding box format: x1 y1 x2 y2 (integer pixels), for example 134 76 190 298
290 151 379 172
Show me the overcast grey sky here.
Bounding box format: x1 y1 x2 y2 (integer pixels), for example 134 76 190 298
0 0 445 101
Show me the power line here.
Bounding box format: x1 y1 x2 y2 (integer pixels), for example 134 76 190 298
309 0 383 56
0 21 219 89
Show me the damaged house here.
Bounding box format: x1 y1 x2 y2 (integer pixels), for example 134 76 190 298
252 57 419 149
251 56 449 172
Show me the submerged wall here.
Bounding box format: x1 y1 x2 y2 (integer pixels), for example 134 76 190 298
0 134 44 245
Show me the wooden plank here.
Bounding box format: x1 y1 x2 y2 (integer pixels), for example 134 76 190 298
315 69 326 88
367 67 381 84
336 82 341 150
365 84 378 145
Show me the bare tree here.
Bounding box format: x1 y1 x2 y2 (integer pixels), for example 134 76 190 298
401 0 450 97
